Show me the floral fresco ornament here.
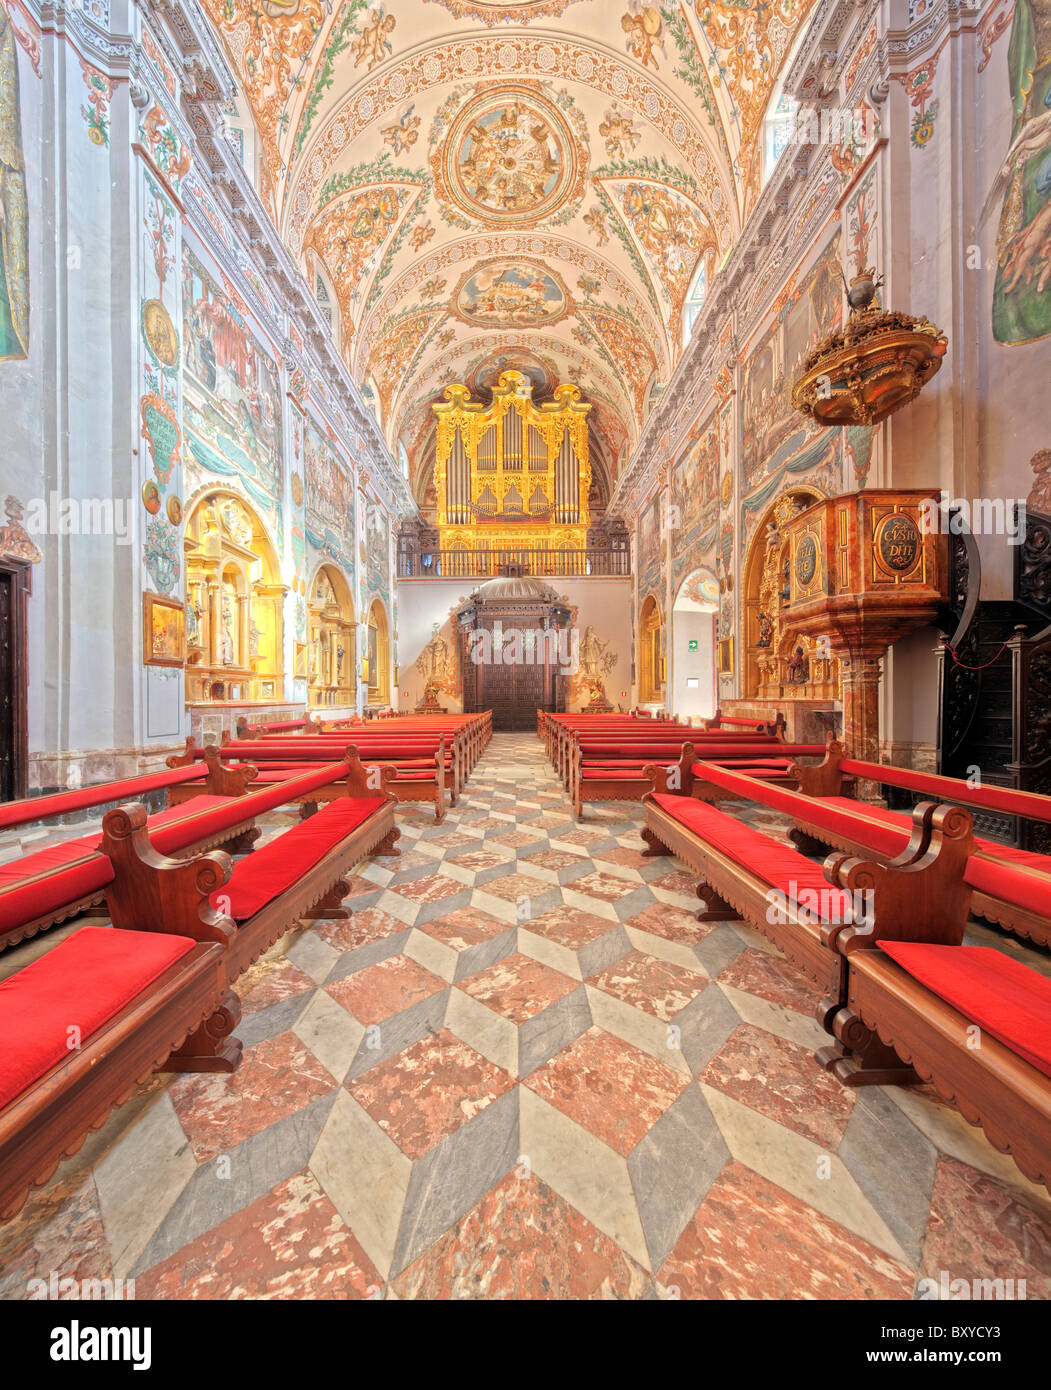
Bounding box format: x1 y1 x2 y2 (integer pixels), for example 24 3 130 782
144 514 179 595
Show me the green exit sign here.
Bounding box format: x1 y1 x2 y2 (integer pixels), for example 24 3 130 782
688 640 699 652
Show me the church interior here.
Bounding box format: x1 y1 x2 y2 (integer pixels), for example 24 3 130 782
2 0 1051 1313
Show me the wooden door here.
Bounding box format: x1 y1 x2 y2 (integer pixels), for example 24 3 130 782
0 561 30 801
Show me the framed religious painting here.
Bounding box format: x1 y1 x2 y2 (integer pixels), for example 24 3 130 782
143 592 185 668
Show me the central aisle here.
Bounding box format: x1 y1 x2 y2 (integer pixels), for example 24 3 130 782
3 734 1049 1298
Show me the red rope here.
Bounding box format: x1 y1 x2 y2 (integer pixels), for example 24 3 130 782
940 639 1013 671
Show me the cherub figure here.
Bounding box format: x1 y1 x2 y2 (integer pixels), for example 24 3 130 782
382 104 420 155
584 205 610 246
411 220 435 252
599 104 640 159
353 6 396 72
621 5 665 71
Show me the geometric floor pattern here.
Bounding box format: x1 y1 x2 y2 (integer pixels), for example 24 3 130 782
2 733 1051 1299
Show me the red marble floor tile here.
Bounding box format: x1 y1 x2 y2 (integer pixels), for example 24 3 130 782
628 902 716 945
521 906 620 950
525 1027 687 1156
135 1171 382 1300
555 828 608 847
428 831 483 849
588 950 709 1021
476 872 552 903
487 829 547 848
650 869 702 895
567 871 640 902
594 847 659 870
0 1173 112 1300
391 1171 653 1299
169 1032 336 1163
702 1024 855 1148
918 1157 1051 1298
237 955 317 1017
416 905 511 950
462 816 516 832
326 954 447 1026
446 849 513 871
718 947 820 1015
388 873 465 904
458 952 578 1023
519 848 588 871
522 814 577 831
311 906 407 954
658 1162 914 1300
383 851 442 877
347 1029 515 1160
341 876 384 901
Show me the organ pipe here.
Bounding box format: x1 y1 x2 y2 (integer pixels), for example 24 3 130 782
432 370 591 552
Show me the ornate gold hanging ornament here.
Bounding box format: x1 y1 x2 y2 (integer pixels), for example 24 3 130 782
791 269 948 428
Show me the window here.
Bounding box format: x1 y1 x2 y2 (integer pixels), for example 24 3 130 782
764 92 797 184
683 254 711 345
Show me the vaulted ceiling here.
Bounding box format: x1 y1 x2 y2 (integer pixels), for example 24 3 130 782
203 0 817 507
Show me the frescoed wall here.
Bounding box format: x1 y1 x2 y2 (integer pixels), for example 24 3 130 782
181 242 284 539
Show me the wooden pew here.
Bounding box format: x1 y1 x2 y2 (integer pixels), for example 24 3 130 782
0 758 359 954
645 756 1051 1192
641 787 974 1027
0 925 243 1221
702 708 787 737
101 755 401 985
784 741 1051 950
817 927 1051 1193
173 735 453 821
572 735 824 819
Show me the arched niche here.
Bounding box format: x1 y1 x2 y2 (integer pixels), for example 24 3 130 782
671 568 718 721
366 598 391 708
308 563 356 708
742 486 839 703
184 489 287 705
637 592 665 706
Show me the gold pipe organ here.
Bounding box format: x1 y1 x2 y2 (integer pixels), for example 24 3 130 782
433 371 592 552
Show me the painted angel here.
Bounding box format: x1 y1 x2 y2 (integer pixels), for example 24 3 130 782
621 5 666 71
353 6 396 72
382 105 420 156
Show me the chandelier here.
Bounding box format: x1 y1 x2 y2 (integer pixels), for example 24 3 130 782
792 269 948 428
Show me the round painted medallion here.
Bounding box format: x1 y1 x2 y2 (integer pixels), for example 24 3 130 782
433 83 586 229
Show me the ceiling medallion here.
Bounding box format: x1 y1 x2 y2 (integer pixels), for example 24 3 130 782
431 82 587 230
450 258 573 329
792 269 948 428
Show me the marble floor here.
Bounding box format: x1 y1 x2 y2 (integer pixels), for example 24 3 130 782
2 733 1051 1300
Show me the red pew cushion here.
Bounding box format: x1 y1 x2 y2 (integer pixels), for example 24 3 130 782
212 797 384 921
0 840 113 936
878 942 1051 1079
652 793 855 921
0 927 195 1111
0 764 206 831
816 799 1051 917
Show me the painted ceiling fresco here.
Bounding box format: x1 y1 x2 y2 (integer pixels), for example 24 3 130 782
204 0 817 505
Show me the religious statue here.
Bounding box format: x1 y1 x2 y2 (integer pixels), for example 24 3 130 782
219 590 235 666
0 6 29 362
757 611 774 648
416 622 455 696
787 646 810 685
